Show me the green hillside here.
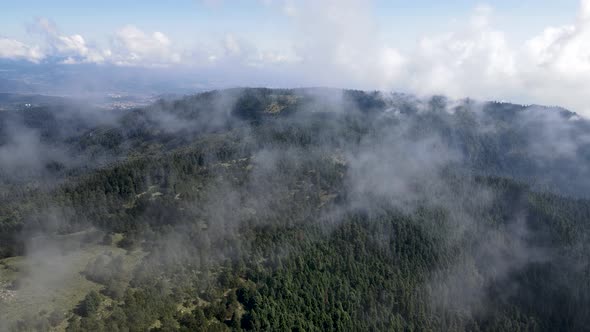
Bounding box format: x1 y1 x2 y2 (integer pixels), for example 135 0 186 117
1 88 589 331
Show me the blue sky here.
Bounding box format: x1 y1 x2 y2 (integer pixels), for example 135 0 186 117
1 0 589 115
2 0 580 46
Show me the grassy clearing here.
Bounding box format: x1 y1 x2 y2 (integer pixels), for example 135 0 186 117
0 231 145 331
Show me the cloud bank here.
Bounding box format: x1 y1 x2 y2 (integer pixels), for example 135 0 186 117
1 1 590 114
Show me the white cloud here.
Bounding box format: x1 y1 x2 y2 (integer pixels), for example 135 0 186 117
254 51 301 65
275 0 517 96
0 38 44 62
1 19 181 67
468 2 590 114
112 25 181 66
55 34 109 64
279 0 407 89
519 0 590 112
212 33 300 68
281 0 298 17
581 0 590 19
273 0 590 115
1 1 590 115
406 6 517 99
223 34 243 57
32 17 107 64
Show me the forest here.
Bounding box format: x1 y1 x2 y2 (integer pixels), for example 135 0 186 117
0 88 589 331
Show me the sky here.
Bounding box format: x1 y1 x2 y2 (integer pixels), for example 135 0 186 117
1 0 590 115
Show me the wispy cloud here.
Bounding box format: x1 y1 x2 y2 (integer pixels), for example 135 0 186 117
110 25 181 66
0 38 44 63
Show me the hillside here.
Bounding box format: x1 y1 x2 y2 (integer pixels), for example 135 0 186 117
1 88 589 331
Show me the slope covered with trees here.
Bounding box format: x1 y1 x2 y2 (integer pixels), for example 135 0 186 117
1 88 589 331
